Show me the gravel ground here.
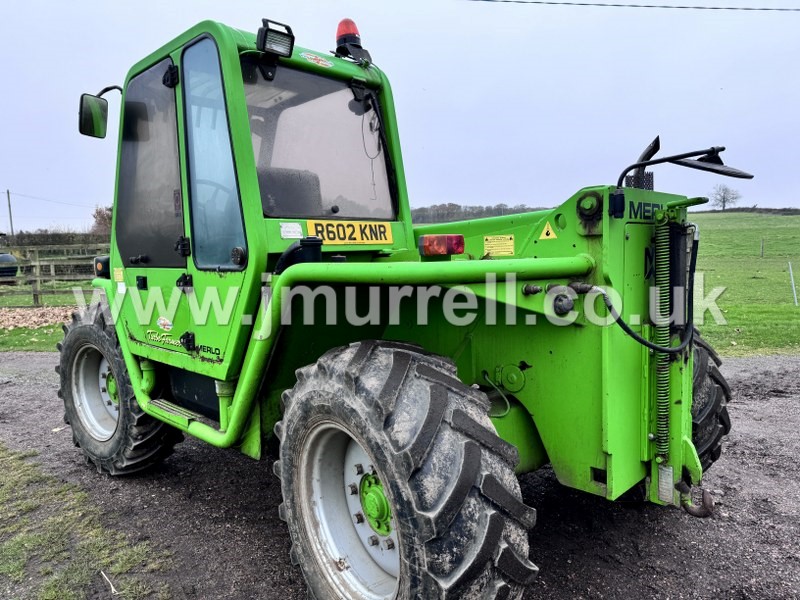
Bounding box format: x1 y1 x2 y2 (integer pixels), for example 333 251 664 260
0 352 798 599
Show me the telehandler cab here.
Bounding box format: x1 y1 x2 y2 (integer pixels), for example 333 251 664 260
62 17 749 599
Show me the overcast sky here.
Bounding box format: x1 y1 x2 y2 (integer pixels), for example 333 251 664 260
0 0 797 232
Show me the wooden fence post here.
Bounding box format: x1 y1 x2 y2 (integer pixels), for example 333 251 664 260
32 248 41 306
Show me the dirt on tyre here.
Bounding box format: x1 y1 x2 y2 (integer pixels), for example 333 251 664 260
274 340 538 600
57 302 182 475
692 331 732 471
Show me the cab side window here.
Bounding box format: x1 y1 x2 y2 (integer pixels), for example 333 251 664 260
116 59 184 267
183 38 247 270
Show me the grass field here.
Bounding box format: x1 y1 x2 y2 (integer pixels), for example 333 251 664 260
0 326 64 352
690 212 800 356
0 280 91 308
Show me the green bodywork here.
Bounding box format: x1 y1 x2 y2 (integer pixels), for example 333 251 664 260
90 20 707 508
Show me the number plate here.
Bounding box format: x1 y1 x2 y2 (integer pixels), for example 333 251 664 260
306 220 394 245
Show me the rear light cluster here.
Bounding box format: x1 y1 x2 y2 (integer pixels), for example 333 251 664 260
418 234 465 257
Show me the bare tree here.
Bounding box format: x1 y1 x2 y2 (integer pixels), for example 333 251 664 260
711 184 741 211
90 206 113 236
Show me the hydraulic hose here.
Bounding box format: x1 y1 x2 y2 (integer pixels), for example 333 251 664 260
577 224 698 355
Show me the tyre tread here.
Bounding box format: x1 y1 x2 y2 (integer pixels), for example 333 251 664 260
428 441 482 538
692 333 732 473
404 383 447 470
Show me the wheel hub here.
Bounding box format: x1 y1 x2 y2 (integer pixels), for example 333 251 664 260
342 440 399 578
361 474 391 536
72 346 120 442
298 421 400 599
106 371 119 406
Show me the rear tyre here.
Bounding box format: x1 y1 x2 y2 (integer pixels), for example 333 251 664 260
274 341 538 599
692 331 732 472
57 302 182 475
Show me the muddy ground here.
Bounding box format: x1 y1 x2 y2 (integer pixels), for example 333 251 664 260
0 352 798 599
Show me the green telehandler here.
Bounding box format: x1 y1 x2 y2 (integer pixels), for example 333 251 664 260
61 17 749 599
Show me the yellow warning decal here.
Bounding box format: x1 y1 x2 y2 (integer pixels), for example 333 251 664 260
539 221 557 240
483 235 514 256
113 268 124 282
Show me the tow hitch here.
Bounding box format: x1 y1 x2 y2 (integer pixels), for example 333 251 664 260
676 482 715 518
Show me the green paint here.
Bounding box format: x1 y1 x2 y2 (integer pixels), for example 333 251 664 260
79 19 711 511
579 195 599 214
106 372 119 405
360 473 392 536
491 400 548 474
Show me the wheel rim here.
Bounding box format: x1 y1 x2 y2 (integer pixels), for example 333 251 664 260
71 344 119 441
298 421 400 599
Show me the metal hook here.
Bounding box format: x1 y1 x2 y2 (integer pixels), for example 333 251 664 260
681 488 714 518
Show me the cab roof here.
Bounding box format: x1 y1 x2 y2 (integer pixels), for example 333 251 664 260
124 20 384 89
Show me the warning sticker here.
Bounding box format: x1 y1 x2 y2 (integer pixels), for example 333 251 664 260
483 235 514 256
539 222 557 240
279 222 303 239
113 268 124 282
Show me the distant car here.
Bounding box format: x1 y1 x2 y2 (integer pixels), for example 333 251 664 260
0 253 18 282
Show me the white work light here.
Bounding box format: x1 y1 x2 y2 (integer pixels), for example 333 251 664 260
257 19 294 58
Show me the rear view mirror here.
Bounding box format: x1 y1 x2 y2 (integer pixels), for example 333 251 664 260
79 94 109 138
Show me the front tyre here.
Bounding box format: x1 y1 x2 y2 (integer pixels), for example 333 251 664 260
275 341 538 600
57 303 182 475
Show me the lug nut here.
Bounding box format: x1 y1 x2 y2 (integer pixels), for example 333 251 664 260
348 483 358 495
101 387 107 393
355 463 364 475
354 512 364 524
385 538 395 550
368 535 379 546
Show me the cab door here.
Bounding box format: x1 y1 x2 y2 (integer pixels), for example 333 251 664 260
178 37 249 374
114 57 192 359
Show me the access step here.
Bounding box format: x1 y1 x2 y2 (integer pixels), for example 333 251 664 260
149 398 204 429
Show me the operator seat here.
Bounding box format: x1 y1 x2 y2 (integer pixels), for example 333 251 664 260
257 167 323 217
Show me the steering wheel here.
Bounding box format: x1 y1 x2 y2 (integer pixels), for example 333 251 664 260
195 178 237 211
192 179 243 265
